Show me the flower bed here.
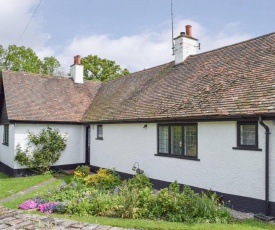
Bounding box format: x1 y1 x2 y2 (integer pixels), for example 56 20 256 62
18 166 232 223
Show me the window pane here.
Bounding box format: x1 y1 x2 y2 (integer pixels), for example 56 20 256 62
3 125 9 145
240 124 256 145
159 126 169 153
184 125 197 157
171 126 182 155
97 125 103 138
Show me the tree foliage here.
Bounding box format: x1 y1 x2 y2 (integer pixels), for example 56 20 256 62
81 54 130 81
15 127 67 174
0 45 60 75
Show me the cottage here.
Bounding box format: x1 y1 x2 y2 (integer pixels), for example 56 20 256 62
1 25 275 217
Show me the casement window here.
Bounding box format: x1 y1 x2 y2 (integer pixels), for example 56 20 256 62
157 124 198 159
96 125 103 140
236 121 258 149
3 124 9 146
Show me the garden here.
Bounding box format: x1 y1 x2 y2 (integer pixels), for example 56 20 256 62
18 166 230 223
2 169 275 229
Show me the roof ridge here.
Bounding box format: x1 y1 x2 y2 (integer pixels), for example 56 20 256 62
188 31 275 58
1 69 70 80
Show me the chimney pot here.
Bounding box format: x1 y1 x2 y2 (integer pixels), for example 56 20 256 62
74 55 81 65
185 25 192 37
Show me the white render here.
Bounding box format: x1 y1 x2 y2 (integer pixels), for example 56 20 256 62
0 124 15 168
174 35 198 64
70 64 84 84
11 124 86 169
90 121 275 202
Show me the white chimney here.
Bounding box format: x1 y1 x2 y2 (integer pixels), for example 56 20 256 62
174 25 199 64
70 55 84 83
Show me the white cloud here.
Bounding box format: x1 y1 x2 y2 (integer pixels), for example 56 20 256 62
0 2 253 74
58 19 252 73
0 0 52 57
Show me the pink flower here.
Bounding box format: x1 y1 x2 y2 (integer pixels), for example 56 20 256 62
19 200 38 210
37 202 59 213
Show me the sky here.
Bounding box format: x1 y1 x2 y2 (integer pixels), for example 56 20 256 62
0 0 275 74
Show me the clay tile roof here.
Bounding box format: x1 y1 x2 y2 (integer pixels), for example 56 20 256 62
83 32 275 122
1 71 101 122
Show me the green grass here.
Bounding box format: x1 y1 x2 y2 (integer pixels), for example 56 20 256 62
2 174 275 230
0 172 52 199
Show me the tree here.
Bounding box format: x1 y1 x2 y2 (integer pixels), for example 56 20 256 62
15 127 67 174
0 45 60 75
41 56 61 75
81 54 130 81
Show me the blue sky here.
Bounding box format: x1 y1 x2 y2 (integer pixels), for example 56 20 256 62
0 0 275 73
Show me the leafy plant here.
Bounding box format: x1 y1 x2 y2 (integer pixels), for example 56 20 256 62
113 184 154 219
127 173 152 190
73 165 90 184
15 127 67 174
84 168 121 190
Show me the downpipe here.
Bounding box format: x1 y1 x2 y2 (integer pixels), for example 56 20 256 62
259 117 270 216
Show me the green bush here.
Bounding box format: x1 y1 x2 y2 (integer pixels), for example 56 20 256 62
15 127 67 174
194 192 231 223
84 168 121 190
127 173 152 190
112 183 154 219
73 165 90 184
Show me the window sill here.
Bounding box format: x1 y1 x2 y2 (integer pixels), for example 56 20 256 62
232 147 262 151
95 138 103 140
2 143 8 146
155 154 200 161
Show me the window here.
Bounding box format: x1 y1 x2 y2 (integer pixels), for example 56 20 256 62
157 124 197 159
96 125 103 140
3 124 9 146
236 121 258 149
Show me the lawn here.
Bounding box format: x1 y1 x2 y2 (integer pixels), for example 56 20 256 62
1 171 275 230
0 172 52 199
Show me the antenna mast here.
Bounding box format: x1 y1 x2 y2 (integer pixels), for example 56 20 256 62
171 0 175 55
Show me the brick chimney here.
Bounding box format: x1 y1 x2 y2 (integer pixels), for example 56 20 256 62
70 55 84 84
174 25 199 64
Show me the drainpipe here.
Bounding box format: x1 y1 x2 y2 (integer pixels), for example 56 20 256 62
259 117 270 216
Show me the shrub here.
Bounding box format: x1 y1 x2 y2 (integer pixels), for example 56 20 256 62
127 173 152 190
66 190 114 216
15 127 67 174
73 165 90 183
113 184 154 219
152 181 189 222
194 192 231 223
84 168 121 190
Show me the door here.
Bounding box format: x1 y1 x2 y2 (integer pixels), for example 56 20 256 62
85 126 90 165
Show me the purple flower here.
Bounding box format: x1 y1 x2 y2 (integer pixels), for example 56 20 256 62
37 202 59 213
60 181 66 189
32 196 48 205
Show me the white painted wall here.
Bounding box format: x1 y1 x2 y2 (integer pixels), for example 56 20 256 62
13 124 86 169
0 124 15 168
90 121 275 202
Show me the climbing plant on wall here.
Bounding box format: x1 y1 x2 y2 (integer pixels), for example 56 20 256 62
15 127 67 174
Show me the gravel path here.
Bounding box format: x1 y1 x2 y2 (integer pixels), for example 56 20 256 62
229 209 254 220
